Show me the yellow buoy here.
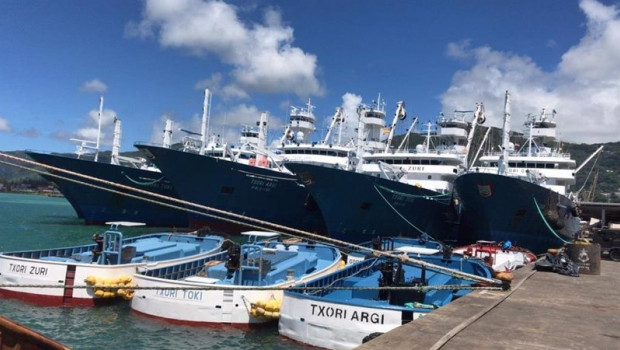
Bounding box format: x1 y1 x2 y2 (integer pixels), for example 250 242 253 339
122 290 134 300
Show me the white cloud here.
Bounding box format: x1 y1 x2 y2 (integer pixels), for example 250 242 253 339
73 107 118 146
0 117 11 132
441 0 620 143
126 0 323 99
80 78 108 93
148 102 285 147
338 93 363 145
194 73 223 92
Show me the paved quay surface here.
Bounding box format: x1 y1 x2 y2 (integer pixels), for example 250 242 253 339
358 259 620 350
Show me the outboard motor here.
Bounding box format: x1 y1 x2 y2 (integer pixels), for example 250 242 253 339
225 244 241 278
418 233 429 245
442 245 454 262
378 260 394 300
389 262 426 306
372 236 382 251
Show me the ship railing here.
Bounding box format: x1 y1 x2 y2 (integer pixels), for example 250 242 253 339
483 150 572 159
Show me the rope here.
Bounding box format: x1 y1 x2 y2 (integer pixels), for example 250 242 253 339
236 169 297 181
372 184 429 237
532 197 570 244
0 159 288 235
374 183 452 202
0 151 502 286
0 284 504 292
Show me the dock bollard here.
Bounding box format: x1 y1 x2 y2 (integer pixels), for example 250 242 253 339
566 242 601 275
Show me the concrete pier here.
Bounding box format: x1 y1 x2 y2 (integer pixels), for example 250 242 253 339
359 260 620 350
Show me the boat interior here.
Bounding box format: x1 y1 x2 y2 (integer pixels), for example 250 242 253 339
3 233 223 265
142 240 339 286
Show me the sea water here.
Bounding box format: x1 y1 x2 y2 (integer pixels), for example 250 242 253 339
0 193 307 349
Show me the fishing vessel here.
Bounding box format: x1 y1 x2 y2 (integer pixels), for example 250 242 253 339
26 97 188 227
0 222 225 306
358 101 484 194
134 97 347 234
286 161 457 243
130 231 342 326
283 100 487 244
454 91 604 253
278 251 493 349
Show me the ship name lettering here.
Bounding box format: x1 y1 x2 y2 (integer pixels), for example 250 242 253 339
182 290 203 301
9 263 27 274
29 266 48 276
7 264 48 276
350 310 385 324
157 289 178 298
310 303 347 319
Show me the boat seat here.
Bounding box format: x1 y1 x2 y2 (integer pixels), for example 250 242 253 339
175 242 200 256
263 250 297 265
128 240 177 254
141 247 182 262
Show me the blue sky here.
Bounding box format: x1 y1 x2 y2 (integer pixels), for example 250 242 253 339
1 0 619 153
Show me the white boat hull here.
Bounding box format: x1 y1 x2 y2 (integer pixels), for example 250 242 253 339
131 260 342 325
0 251 221 306
279 294 427 350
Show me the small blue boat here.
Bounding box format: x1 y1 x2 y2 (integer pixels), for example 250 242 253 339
342 235 445 264
131 232 343 326
0 222 225 306
278 252 492 349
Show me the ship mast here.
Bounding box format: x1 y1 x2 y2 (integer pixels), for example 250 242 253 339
111 116 121 165
199 88 211 156
162 119 173 148
498 91 511 175
94 96 103 162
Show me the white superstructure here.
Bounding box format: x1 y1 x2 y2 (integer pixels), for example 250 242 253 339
473 102 577 196
278 100 356 170
358 102 485 193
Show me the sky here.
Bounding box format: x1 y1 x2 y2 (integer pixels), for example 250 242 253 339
1 0 619 153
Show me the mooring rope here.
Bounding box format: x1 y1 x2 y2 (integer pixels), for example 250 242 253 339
532 197 570 244
373 184 427 236
0 151 502 286
0 283 504 292
0 159 292 235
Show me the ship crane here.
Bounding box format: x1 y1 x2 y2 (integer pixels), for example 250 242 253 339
384 101 406 153
574 145 604 175
322 107 344 145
